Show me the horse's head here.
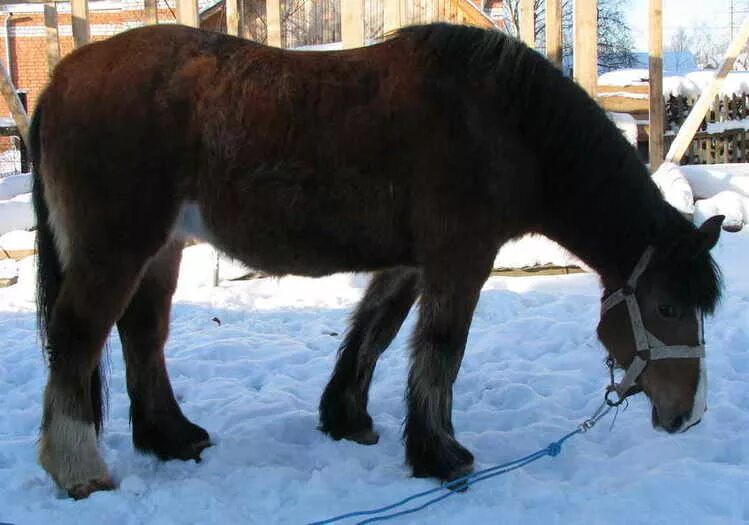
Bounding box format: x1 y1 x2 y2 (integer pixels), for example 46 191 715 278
597 215 724 433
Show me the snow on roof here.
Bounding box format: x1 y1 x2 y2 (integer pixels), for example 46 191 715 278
599 69 749 99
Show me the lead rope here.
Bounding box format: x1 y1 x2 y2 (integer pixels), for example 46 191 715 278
308 400 613 525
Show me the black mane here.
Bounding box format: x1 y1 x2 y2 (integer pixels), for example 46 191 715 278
398 23 721 312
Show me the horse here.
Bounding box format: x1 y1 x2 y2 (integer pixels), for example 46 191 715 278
30 23 723 499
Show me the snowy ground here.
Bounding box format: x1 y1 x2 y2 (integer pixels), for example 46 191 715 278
1 231 748 525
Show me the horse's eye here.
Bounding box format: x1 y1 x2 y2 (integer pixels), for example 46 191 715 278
658 304 678 318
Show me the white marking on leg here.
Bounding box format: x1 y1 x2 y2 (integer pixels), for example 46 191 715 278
38 385 111 492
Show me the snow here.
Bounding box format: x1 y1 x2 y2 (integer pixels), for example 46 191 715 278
608 112 638 146
598 69 749 100
0 173 30 201
0 228 748 524
651 162 695 215
0 192 33 235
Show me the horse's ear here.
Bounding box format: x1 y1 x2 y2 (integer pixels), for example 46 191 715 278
695 215 724 253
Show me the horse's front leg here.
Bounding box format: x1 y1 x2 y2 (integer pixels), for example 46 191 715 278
404 257 492 482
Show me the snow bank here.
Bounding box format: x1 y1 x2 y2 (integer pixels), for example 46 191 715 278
652 162 749 229
0 229 35 252
651 162 695 215
0 173 31 200
608 112 638 146
679 163 749 199
0 192 34 235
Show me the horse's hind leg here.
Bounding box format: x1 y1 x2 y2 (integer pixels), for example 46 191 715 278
320 268 420 445
39 254 151 499
117 241 210 461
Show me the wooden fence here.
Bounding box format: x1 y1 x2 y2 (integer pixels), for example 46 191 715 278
229 0 498 48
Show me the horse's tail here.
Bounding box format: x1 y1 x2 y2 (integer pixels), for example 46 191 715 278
30 104 62 346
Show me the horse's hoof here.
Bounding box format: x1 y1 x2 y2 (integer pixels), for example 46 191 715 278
408 438 474 483
67 476 115 500
188 439 213 462
345 428 380 445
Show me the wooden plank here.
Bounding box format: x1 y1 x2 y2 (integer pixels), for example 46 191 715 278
225 0 239 36
144 0 157 25
666 16 749 164
597 95 649 113
454 0 499 29
177 0 198 27
648 0 664 169
70 0 89 48
0 61 29 145
546 0 562 67
44 2 60 76
573 0 597 96
266 0 281 47
341 0 364 48
519 0 534 47
384 0 400 34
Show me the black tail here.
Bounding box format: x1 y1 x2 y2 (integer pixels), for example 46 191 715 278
31 104 107 433
30 105 61 345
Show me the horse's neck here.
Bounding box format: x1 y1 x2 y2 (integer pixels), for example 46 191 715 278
534 163 675 287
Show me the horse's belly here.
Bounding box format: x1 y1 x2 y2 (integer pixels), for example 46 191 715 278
174 201 411 276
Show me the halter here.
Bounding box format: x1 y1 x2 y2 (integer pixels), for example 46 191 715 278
600 246 705 406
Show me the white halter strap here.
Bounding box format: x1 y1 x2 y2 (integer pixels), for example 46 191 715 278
601 246 705 402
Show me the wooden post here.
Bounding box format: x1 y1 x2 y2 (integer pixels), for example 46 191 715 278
266 0 282 47
519 0 534 47
546 0 562 67
648 0 664 169
341 0 365 49
44 2 60 76
225 0 239 36
573 0 597 96
0 61 29 146
70 0 89 48
177 0 199 27
144 0 158 25
666 17 749 164
384 0 400 34
17 91 28 173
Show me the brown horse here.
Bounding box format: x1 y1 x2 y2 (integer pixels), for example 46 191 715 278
31 23 722 499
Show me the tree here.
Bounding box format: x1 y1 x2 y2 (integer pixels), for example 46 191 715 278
689 23 727 70
501 0 637 73
667 26 692 72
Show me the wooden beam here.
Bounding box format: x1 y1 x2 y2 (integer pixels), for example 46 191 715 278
546 0 562 67
266 0 281 47
384 0 399 35
177 0 198 27
341 0 364 49
70 0 89 48
666 17 749 164
0 61 29 146
573 0 597 96
144 0 157 25
648 0 664 169
519 0 534 47
44 2 60 76
225 0 239 36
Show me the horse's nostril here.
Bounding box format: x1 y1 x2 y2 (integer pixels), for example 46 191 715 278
670 415 684 432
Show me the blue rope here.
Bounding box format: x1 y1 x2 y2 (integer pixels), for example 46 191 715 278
308 404 612 525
